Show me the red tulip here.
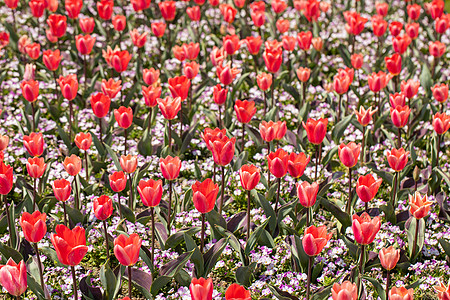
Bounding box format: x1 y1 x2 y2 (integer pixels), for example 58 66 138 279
157 96 182 120
352 212 381 245
433 112 450 135
137 179 163 207
297 31 312 50
184 61 199 79
143 68 160 86
239 164 261 191
23 132 44 157
131 0 151 11
47 14 67 38
29 0 46 18
187 6 201 21
201 128 227 151
272 0 286 13
312 37 323 51
296 181 319 208
168 75 191 100
333 69 351 94
26 157 47 178
432 83 449 103
344 11 367 35
65 0 82 18
51 224 88 266
302 118 328 145
390 105 410 128
120 155 137 173
93 195 113 220
276 19 290 33
75 34 96 55
267 148 289 178
151 22 166 38
257 73 272 91
385 53 402 76
389 286 414 300
109 171 127 192
338 142 361 168
192 179 219 214
288 152 310 179
223 34 240 55
225 283 251 300
354 106 377 127
0 136 7 152
74 132 92 151
104 47 132 73
244 36 262 55
114 233 142 266
101 78 122 99
263 43 283 73
296 67 311 82
5 0 18 9
392 35 411 55
79 17 95 33
355 174 382 203
351 53 363 69
234 100 256 124
19 211 47 243
52 179 72 202
379 246 400 271
251 11 265 27
210 46 226 66
375 2 388 16
389 93 406 108
386 147 409 172
213 84 228 105
90 92 111 118
0 162 13 195
407 4 421 20
58 74 78 101
97 0 114 20
372 15 387 37
302 225 332 256
112 15 126 31
159 1 176 21
389 21 403 36
142 85 162 107
368 71 391 93
400 79 420 99
20 79 39 102
217 61 240 86
405 23 420 39
220 4 237 23
190 277 213 300
114 106 133 129
332 281 357 300
63 155 81 176
259 120 287 142
429 40 446 57
43 49 61 71
0 258 27 297
434 280 450 300
435 16 449 34
160 156 182 181
409 192 432 219
209 136 236 167
428 0 444 19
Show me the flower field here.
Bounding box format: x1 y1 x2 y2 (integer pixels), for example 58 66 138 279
0 0 449 298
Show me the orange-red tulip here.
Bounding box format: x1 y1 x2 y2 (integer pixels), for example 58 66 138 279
192 179 219 214
19 211 47 243
51 224 88 266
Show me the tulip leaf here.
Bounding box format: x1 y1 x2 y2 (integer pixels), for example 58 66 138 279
406 217 425 259
151 276 172 296
439 238 450 259
332 114 353 143
319 197 351 229
363 275 386 300
268 285 299 300
184 233 204 277
320 146 338 167
153 251 193 293
419 63 432 98
128 268 153 299
245 218 270 256
232 150 249 172
0 242 23 264
104 143 121 171
80 275 103 300
100 263 119 300
236 262 257 287
253 190 277 233
165 226 200 249
26 272 47 300
203 238 228 277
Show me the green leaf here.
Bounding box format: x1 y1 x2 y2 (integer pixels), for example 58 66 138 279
332 114 353 143
0 243 23 263
319 197 351 229
419 64 432 98
236 262 256 287
100 263 118 300
438 238 450 258
184 233 204 277
407 217 425 259
364 276 386 300
232 150 249 172
104 143 121 170
244 218 270 256
253 190 277 233
203 238 228 277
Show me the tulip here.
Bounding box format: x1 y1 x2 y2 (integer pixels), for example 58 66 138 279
51 178 71 225
387 147 409 172
5 0 18 9
355 174 382 211
0 162 14 245
210 47 226 66
93 195 113 261
43 49 61 71
157 96 182 150
379 246 400 271
168 75 191 100
119 154 137 208
97 0 114 20
192 178 219 252
338 142 361 214
385 53 402 90
20 211 46 243
407 4 421 20
225 283 251 300
389 93 406 108
137 179 163 208
372 15 388 37
101 78 122 99
259 120 287 143
263 43 283 74
112 15 126 32
172 45 186 62
389 286 414 300
409 192 432 220
434 280 450 300
390 105 411 145
75 34 95 55
405 23 419 40
25 42 40 60
432 83 449 105
58 74 78 102
63 155 81 177
0 258 27 297
355 106 377 127
433 112 450 135
143 68 160 86
29 0 45 18
114 233 142 298
435 16 449 34
375 2 388 16
239 164 261 240
184 61 199 80
400 80 420 100
223 34 240 56
332 281 357 300
234 100 256 150
288 152 310 179
392 35 411 55
160 155 182 234
190 277 213 300
187 6 201 21
26 157 46 179
79 17 95 33
257 73 272 113
344 11 367 36
244 36 262 55
302 118 328 146
47 14 67 38
109 171 126 220
217 61 240 86
20 79 39 103
23 132 44 157
296 181 319 209
220 4 237 23
159 1 176 21
151 22 166 37
267 148 288 212
130 29 147 49
297 31 312 51
65 0 82 18
389 21 403 37
131 0 151 11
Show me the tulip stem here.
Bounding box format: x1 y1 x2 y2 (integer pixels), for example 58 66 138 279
306 207 310 227
392 172 398 208
411 218 419 259
360 126 365 164
148 107 153 132
241 123 245 152
69 100 73 141
62 202 68 226
31 101 36 132
219 166 225 215
33 178 37 210
246 190 251 241
275 177 281 213
128 174 133 209
102 219 110 263
365 202 369 213
263 92 267 115
83 55 87 94
33 243 46 295
213 163 216 184
168 120 172 151
218 105 222 129
168 181 173 235
397 127 401 149
267 142 271 189
124 129 128 156
53 71 59 101
357 244 365 296
117 194 123 220
151 207 155 268
71 266 78 300
337 94 342 123
306 256 313 300
315 145 319 181
85 150 89 183
99 118 103 145
346 167 352 215
127 265 132 299
74 176 79 211
200 213 205 254
2 195 11 248
436 134 441 168
385 269 390 300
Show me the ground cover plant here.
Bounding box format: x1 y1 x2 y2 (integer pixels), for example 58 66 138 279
0 0 449 298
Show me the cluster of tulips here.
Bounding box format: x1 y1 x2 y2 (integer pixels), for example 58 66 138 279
0 0 449 297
